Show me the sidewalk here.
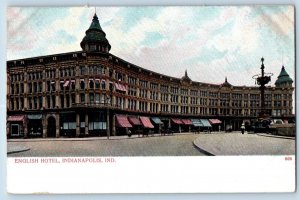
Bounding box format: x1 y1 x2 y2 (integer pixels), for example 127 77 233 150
193 132 295 156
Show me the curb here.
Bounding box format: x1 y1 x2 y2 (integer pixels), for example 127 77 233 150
7 148 30 155
192 141 215 156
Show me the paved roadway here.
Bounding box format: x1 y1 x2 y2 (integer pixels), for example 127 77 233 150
7 134 204 157
193 132 295 155
7 132 295 157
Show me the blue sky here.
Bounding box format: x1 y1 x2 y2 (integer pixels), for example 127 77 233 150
7 6 294 86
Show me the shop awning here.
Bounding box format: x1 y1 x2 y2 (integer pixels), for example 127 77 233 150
171 118 183 124
116 115 132 128
209 119 222 124
181 119 193 125
63 80 70 87
140 116 154 128
7 115 25 122
151 117 163 124
27 114 42 120
200 119 212 127
128 116 142 126
191 119 203 127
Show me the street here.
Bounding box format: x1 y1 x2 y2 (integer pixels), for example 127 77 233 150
7 132 295 157
8 133 204 157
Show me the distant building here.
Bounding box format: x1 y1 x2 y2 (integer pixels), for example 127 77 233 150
6 13 294 138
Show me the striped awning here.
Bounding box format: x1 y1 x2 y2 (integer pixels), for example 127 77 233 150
171 118 183 125
200 119 212 127
7 115 25 122
191 119 203 127
115 83 127 92
209 119 222 124
151 117 163 124
181 119 193 125
116 115 132 128
128 116 142 126
140 116 154 128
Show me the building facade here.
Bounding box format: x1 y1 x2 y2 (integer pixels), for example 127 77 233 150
6 13 294 138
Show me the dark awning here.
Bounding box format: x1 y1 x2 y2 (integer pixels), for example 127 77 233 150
140 117 154 128
200 119 212 127
27 114 42 120
151 117 163 124
171 118 183 124
7 115 25 122
128 116 142 126
116 115 132 128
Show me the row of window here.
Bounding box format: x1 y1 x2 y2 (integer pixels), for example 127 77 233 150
9 75 292 102
9 84 293 109
9 96 292 116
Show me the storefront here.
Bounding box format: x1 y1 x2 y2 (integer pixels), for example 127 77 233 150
171 118 183 133
150 117 163 134
7 115 25 138
181 119 193 132
88 111 107 136
115 115 132 135
27 114 43 138
60 113 76 137
209 119 222 132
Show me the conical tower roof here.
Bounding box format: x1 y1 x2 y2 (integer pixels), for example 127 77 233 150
80 13 111 52
275 66 293 87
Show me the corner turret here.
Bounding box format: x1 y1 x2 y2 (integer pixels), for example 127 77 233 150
80 13 111 53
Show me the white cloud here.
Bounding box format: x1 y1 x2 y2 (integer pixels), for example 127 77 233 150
7 6 294 88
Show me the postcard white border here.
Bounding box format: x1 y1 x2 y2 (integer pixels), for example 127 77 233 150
7 156 295 193
1 0 299 199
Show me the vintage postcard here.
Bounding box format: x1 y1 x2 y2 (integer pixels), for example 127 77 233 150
6 6 295 193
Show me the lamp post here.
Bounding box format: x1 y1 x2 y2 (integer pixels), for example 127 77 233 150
252 58 273 119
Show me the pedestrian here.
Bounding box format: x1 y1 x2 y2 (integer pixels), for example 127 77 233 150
128 129 132 137
241 123 245 134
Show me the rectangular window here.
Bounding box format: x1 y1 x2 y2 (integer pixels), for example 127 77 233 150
80 94 85 103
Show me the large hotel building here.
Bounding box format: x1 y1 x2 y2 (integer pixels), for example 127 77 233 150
7 13 294 138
